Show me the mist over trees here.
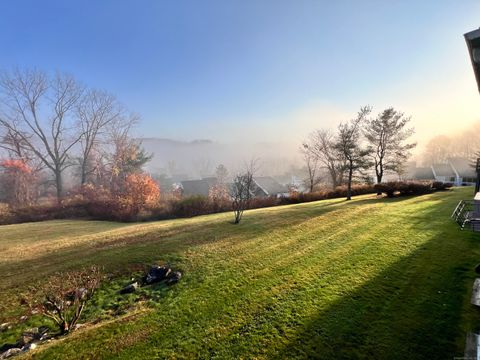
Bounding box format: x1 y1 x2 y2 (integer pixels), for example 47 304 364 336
300 144 320 193
302 129 344 189
419 121 480 166
140 138 300 179
302 106 416 199
0 68 150 207
0 70 450 214
0 70 84 198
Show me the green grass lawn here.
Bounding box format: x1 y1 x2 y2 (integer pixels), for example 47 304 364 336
1 187 480 359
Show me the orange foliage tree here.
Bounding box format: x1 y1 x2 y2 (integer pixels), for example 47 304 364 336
0 159 37 207
121 173 160 215
208 183 230 210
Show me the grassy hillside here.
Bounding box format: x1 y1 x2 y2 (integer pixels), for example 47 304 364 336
1 188 480 359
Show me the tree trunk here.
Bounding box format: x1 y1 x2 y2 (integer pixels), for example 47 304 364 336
80 160 87 185
376 173 383 195
234 209 242 224
61 321 69 334
346 162 353 201
55 169 63 201
374 159 384 195
329 168 338 190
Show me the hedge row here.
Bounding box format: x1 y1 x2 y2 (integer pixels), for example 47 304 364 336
0 182 452 225
373 181 453 198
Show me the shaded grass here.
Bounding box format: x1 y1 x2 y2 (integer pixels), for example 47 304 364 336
1 188 479 359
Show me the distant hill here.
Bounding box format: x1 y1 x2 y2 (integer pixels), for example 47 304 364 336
139 137 300 178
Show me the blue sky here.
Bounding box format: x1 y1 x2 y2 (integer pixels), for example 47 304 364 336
1 1 479 144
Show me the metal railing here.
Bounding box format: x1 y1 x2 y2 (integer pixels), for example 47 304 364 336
452 200 480 231
452 200 480 230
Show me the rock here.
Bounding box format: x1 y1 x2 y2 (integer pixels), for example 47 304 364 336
73 323 85 330
19 316 27 322
21 343 36 352
166 271 182 285
19 334 34 346
472 278 480 307
76 287 88 300
19 327 48 345
0 348 22 359
144 265 171 284
0 323 10 332
119 281 139 294
38 326 49 335
0 344 20 354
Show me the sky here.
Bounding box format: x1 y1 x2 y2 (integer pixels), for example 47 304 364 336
0 0 480 149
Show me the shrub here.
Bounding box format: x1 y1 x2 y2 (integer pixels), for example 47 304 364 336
374 181 436 197
0 201 89 225
432 181 453 191
86 198 135 222
146 201 173 221
72 176 161 222
281 184 376 204
248 196 279 209
0 202 14 224
24 266 102 334
122 173 160 214
74 184 111 202
0 159 38 207
401 182 432 195
171 196 213 218
374 183 396 197
208 183 230 210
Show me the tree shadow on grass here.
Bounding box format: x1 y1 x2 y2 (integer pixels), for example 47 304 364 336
267 216 480 359
0 195 380 313
0 191 464 323
0 191 460 300
0 195 398 279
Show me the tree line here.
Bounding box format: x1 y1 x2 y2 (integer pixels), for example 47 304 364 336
421 121 480 166
0 68 152 206
0 69 418 223
302 106 416 200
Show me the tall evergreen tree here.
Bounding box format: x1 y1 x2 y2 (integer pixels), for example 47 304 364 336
364 108 416 185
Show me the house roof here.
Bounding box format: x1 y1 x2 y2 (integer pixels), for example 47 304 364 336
253 176 289 196
412 167 435 180
432 163 455 177
448 157 476 178
201 177 218 187
181 178 217 197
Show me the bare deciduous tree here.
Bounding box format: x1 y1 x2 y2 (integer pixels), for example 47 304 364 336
300 145 320 192
303 129 345 189
76 89 122 185
364 107 416 186
334 106 372 200
230 160 257 224
0 126 44 174
25 266 102 334
422 135 452 166
0 69 84 199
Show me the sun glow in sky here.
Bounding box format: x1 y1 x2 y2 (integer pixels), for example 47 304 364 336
0 0 479 148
